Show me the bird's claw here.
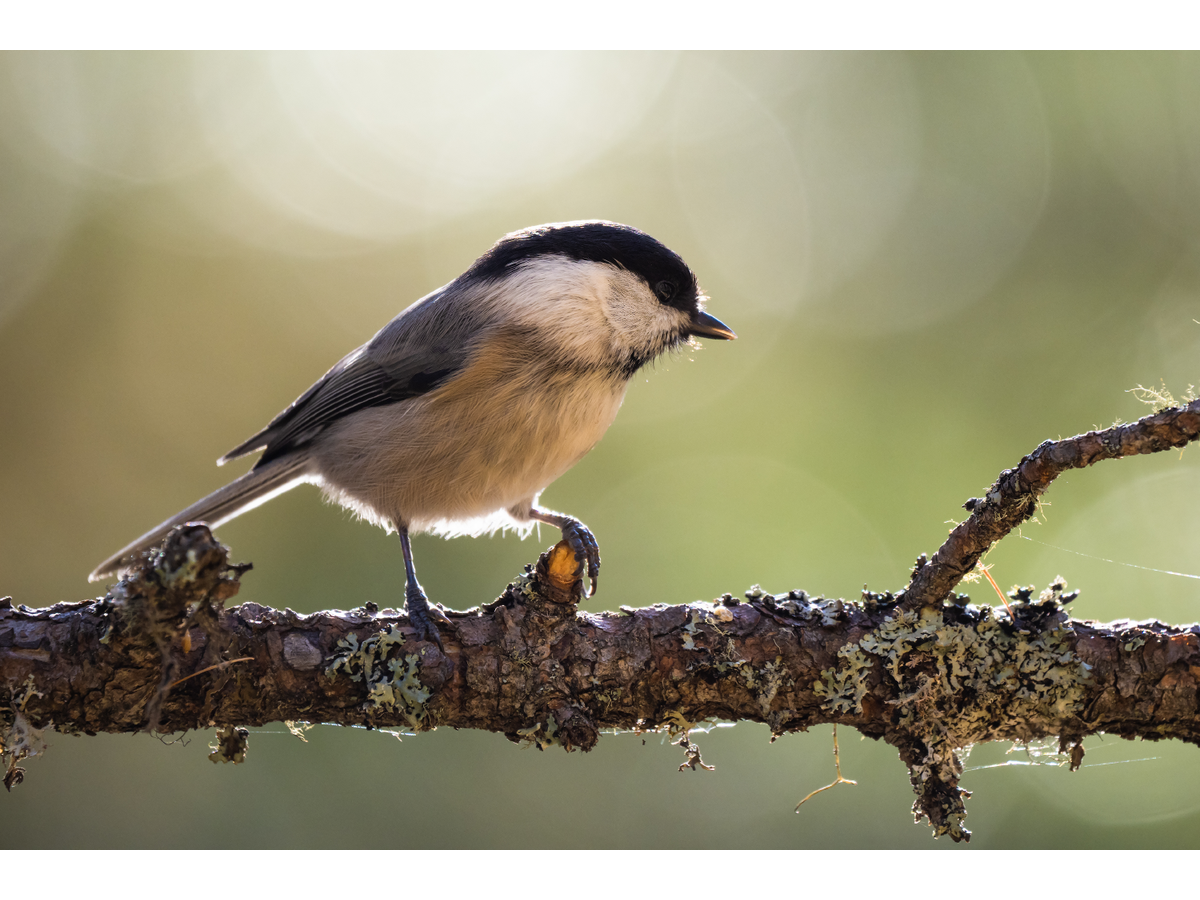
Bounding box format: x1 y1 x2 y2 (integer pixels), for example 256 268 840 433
405 581 444 650
560 518 601 597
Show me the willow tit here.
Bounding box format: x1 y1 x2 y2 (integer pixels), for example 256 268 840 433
90 220 736 645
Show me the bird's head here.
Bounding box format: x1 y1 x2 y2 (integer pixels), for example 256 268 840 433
466 220 735 376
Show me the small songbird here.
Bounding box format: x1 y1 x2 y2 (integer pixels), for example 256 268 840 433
90 220 736 645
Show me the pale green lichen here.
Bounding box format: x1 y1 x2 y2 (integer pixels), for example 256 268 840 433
207 725 249 764
814 598 1092 840
592 686 624 713
516 716 560 750
680 602 733 649
815 605 1091 740
1 676 50 786
664 710 699 737
1127 380 1197 412
155 545 203 585
507 570 538 603
284 720 316 743
681 595 794 718
750 660 786 717
325 625 432 729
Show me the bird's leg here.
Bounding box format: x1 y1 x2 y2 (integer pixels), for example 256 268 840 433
528 508 600 596
398 524 444 649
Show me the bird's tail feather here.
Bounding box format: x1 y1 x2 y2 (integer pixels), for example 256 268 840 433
88 454 312 583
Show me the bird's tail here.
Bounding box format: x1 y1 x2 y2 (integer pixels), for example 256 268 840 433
88 454 312 583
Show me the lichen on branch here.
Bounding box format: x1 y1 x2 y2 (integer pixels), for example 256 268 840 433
3 399 1200 840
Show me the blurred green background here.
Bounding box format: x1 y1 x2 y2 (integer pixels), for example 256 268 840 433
2 51 1200 849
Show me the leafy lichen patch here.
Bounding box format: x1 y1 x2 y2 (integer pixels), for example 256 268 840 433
1 675 49 790
679 601 736 650
813 588 1092 841
680 607 707 651
816 603 1090 739
325 626 432 729
515 717 558 750
208 725 249 764
505 570 538 604
677 595 794 719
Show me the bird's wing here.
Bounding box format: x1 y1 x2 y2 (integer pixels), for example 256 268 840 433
221 285 477 467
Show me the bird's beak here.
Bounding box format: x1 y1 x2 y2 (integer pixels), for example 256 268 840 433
688 310 737 340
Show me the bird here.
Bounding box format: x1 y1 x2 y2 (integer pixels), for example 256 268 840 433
90 220 736 646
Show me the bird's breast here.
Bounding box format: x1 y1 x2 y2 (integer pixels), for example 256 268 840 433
309 346 628 531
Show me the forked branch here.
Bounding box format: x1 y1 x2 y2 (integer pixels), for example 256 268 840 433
3 399 1199 840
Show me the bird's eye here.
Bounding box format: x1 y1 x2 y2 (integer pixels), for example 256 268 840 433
655 280 676 301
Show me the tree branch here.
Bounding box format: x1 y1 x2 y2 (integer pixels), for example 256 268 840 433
902 398 1200 610
3 399 1200 841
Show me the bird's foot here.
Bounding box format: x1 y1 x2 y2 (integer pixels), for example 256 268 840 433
559 518 601 597
405 581 445 650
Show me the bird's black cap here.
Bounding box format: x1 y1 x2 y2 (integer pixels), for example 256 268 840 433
465 220 700 312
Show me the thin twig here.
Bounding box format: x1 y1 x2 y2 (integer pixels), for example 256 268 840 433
901 398 1200 609
796 724 857 810
169 657 254 688
978 563 1015 618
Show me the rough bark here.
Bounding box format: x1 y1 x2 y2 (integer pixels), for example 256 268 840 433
3 398 1200 842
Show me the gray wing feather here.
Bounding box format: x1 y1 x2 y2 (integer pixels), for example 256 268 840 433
220 283 480 467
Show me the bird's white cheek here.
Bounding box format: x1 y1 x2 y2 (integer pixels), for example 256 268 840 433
487 260 619 365
601 285 690 358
